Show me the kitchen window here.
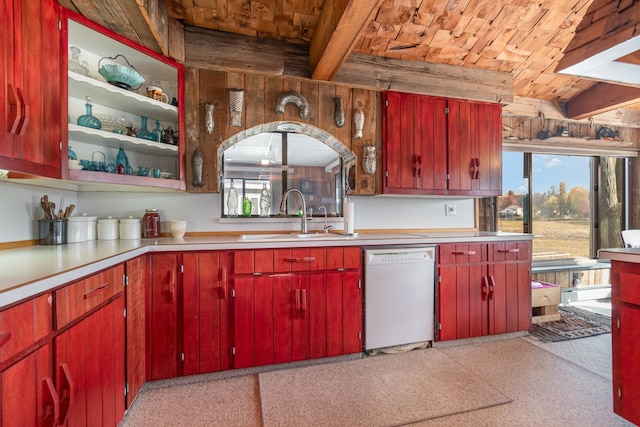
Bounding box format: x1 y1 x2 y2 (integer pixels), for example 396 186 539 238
499 151 626 261
221 132 344 218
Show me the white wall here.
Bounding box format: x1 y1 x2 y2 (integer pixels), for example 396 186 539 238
0 181 475 242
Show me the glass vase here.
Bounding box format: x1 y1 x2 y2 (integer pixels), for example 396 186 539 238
77 96 102 129
243 197 252 217
137 115 154 141
227 180 238 217
259 183 271 217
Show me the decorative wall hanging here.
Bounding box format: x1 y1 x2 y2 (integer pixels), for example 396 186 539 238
275 91 310 119
334 96 345 128
192 149 204 187
353 108 364 139
204 102 215 134
228 88 245 127
363 144 376 175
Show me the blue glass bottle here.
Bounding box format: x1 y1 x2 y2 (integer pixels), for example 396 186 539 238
116 148 129 169
76 96 102 129
137 116 154 141
68 146 77 160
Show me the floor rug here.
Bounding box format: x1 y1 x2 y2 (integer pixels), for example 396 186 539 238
529 306 611 343
259 348 512 426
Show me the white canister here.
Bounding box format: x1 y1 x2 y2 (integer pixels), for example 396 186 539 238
67 216 88 243
84 215 98 240
97 217 119 240
119 216 141 239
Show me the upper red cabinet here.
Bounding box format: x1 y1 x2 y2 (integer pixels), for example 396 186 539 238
383 91 502 196
63 11 185 190
1 0 63 178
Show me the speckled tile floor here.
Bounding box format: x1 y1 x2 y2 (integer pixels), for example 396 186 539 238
120 299 635 427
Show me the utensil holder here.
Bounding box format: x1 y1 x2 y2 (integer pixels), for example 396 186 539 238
39 219 68 245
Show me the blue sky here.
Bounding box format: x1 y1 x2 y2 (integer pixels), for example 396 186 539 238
502 152 591 195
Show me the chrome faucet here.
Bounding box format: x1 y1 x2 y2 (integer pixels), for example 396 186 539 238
319 206 332 234
280 188 308 234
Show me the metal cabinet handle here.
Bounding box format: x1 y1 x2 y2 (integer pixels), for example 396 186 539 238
83 282 109 299
488 275 496 299
451 250 476 256
482 277 489 300
0 331 11 348
169 270 176 303
497 248 519 253
7 84 22 134
284 257 315 263
42 377 59 426
17 87 29 136
57 363 74 425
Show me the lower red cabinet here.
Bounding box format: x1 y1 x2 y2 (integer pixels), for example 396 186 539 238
54 292 125 427
232 247 362 369
437 241 531 341
1 345 54 427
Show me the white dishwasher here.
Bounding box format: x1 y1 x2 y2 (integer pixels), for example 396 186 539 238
364 246 436 351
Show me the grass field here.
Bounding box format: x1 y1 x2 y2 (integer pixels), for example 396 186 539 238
498 218 590 259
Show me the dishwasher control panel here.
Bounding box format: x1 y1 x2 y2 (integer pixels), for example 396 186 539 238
365 247 435 266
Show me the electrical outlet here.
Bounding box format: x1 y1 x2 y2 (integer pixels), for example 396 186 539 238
445 204 457 216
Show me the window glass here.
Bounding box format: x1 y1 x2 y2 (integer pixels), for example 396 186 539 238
531 154 591 260
498 152 527 233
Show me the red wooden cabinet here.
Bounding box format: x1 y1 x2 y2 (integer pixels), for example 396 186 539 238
437 241 531 341
147 253 180 380
383 91 502 196
1 0 63 178
610 262 640 425
53 263 125 427
182 251 233 375
0 294 55 427
124 255 148 408
232 247 362 369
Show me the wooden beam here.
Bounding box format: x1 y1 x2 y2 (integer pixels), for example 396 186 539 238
309 0 381 81
567 82 640 119
504 96 640 128
333 53 514 104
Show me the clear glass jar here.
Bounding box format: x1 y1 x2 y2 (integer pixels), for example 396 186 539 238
142 209 160 238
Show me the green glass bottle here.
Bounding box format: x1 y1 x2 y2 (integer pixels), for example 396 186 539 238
242 197 252 217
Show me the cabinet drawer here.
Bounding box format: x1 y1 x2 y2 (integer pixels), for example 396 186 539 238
0 294 52 364
439 243 484 264
532 284 561 308
274 248 326 272
56 265 122 329
491 241 531 261
326 247 362 270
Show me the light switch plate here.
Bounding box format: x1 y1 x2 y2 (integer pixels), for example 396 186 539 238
445 204 457 216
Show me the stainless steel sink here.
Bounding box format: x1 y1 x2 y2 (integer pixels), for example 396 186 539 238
238 232 350 241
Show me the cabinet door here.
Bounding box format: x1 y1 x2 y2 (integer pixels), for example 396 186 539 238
618 304 640 425
183 251 232 375
1 345 54 427
55 296 124 427
125 256 147 407
291 274 310 362
438 244 487 341
342 269 363 354
148 254 180 380
448 99 502 196
0 0 62 178
383 91 447 194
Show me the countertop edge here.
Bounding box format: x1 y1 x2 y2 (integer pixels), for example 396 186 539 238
598 248 640 263
0 232 533 308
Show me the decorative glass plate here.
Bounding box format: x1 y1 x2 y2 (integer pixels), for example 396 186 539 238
98 55 145 90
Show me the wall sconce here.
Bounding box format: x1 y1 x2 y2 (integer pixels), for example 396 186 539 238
363 144 376 175
204 102 215 134
334 97 345 128
228 88 245 127
353 108 364 139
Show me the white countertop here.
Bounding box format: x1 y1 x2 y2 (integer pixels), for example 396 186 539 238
0 231 532 308
598 247 640 263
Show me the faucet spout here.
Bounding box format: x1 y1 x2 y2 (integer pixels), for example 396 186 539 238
280 188 308 234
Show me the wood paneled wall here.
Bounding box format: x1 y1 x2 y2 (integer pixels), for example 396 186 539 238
184 68 381 194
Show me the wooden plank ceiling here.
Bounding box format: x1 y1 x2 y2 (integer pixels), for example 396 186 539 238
61 0 640 118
